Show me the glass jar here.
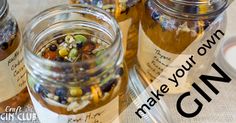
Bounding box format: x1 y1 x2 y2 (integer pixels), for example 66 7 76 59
128 66 173 123
23 4 128 123
69 0 141 68
0 0 28 112
130 0 229 93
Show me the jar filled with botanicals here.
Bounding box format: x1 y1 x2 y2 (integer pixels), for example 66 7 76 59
129 0 229 94
0 0 28 112
24 4 128 123
69 0 140 68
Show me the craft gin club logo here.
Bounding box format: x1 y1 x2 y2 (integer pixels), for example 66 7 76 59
0 106 37 121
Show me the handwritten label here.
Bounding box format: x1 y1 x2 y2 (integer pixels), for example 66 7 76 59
0 42 26 102
137 24 178 81
138 24 193 93
29 91 119 123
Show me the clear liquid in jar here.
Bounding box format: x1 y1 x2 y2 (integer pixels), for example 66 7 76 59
69 0 141 68
28 32 128 114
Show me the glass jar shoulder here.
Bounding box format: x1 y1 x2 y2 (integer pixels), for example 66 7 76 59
0 15 21 61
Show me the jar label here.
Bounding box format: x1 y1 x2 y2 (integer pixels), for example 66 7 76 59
0 43 26 102
137 24 196 93
119 18 132 52
29 91 119 123
137 24 178 81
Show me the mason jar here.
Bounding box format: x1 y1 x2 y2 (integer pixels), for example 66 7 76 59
23 4 128 123
0 0 28 112
69 0 141 68
129 0 229 94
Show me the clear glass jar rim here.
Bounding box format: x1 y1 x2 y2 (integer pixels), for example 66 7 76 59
152 0 230 20
23 4 122 68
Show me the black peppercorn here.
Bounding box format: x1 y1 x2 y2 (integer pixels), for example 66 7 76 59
76 42 83 49
101 78 118 92
0 42 8 50
49 44 57 51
